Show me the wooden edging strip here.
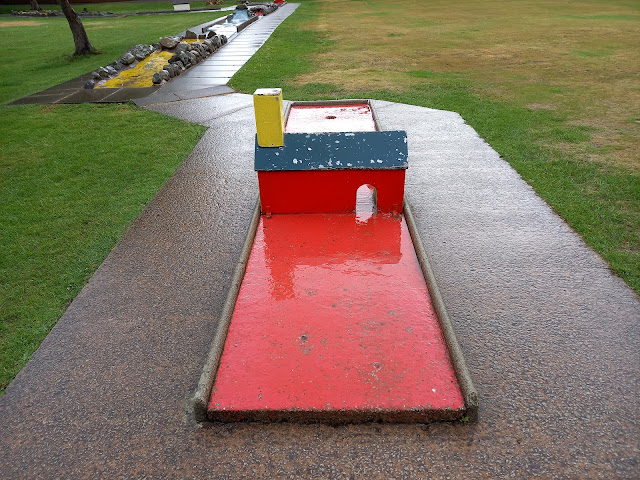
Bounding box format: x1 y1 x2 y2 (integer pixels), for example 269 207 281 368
403 199 479 421
191 198 261 422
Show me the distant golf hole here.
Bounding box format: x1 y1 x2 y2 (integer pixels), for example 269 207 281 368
356 184 377 221
326 115 337 119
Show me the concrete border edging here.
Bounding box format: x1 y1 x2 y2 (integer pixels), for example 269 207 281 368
404 199 479 421
191 198 262 422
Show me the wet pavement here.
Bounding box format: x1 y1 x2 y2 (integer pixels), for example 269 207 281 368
6 4 298 105
159 4 298 93
0 93 638 478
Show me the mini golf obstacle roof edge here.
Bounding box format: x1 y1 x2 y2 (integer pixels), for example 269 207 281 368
191 89 478 424
255 94 408 215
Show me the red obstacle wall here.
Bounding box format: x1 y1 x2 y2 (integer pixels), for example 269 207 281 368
258 169 406 214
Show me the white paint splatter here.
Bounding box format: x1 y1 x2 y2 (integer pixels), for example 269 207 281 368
344 133 355 137
307 147 312 151
293 158 298 164
376 159 383 163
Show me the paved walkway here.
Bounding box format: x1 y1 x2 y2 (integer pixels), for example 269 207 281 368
0 92 638 478
159 3 298 93
6 4 298 106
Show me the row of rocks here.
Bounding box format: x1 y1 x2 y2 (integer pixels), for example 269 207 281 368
152 34 228 85
11 10 61 17
85 43 157 88
84 33 227 89
11 9 115 17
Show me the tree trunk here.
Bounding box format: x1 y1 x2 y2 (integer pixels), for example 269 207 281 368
57 0 94 55
30 0 42 11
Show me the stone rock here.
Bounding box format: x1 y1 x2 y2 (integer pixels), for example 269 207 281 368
98 67 110 79
152 72 164 84
220 34 228 45
193 43 206 56
84 80 95 89
119 52 135 65
91 71 101 80
175 61 185 71
129 44 153 61
129 44 148 58
152 43 162 52
209 35 221 48
178 51 191 66
105 66 117 76
163 63 180 78
109 61 122 71
175 42 191 55
160 36 179 49
188 52 198 64
185 29 197 40
203 39 214 52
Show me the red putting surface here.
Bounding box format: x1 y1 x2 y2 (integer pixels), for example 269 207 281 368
208 213 464 417
285 104 377 133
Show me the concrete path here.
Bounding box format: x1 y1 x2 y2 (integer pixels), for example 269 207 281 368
7 4 298 106
0 93 638 479
158 3 299 93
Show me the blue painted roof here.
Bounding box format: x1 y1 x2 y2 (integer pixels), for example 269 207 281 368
255 131 408 171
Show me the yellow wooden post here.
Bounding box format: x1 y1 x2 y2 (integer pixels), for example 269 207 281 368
253 88 284 147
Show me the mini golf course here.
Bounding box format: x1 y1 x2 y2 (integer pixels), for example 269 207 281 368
201 94 476 423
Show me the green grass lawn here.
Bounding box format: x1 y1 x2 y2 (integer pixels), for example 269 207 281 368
0 12 230 392
0 1 236 15
231 0 640 296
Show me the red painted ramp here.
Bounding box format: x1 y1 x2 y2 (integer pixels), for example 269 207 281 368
208 213 465 422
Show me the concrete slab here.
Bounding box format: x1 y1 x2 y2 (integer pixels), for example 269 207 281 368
95 87 159 103
147 92 253 125
1 93 638 478
8 93 74 105
186 69 240 76
195 60 248 65
157 3 299 94
56 89 121 104
175 85 235 100
133 91 181 107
